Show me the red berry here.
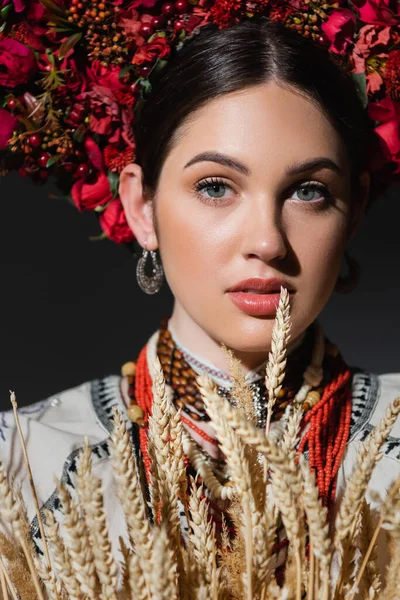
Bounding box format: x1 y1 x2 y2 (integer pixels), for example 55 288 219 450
38 169 49 182
151 15 165 29
161 2 175 16
175 0 188 13
29 134 42 148
130 81 139 95
174 19 185 32
139 65 151 77
18 167 28 178
63 162 76 174
317 32 330 47
139 22 153 38
38 152 51 168
76 163 90 179
7 97 17 111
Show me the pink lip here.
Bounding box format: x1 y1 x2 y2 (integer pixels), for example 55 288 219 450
228 292 288 316
226 277 295 316
227 277 294 294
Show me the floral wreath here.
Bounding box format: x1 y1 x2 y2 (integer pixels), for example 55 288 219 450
0 0 399 244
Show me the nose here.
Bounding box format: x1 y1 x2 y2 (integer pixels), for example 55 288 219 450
240 196 287 263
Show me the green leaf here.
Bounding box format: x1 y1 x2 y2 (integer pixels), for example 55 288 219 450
72 124 87 143
59 32 82 60
118 65 135 79
107 171 120 199
351 72 368 110
151 58 168 79
0 4 13 20
148 31 166 42
39 0 66 19
46 155 61 168
0 20 6 33
52 26 74 32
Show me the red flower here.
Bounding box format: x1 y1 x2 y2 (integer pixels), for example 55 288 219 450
367 97 400 176
104 145 136 173
71 171 113 211
351 0 398 26
132 35 171 66
210 0 244 27
129 0 158 6
351 24 391 94
74 84 132 145
0 39 37 88
89 61 132 94
0 109 18 149
100 198 135 243
321 9 357 55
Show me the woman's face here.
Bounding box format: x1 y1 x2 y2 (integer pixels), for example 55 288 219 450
140 82 359 365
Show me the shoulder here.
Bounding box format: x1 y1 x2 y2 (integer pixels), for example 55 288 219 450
338 370 400 507
349 370 400 443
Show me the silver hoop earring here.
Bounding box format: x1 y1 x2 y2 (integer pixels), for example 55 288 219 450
136 248 164 295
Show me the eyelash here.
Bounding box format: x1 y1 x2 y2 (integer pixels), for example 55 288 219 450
192 177 334 207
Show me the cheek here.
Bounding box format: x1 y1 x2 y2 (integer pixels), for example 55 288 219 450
155 196 228 288
291 213 348 294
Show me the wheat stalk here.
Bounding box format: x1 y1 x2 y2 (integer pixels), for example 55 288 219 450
9 392 57 600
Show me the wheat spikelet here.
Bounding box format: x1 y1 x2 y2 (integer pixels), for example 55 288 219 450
109 407 153 598
54 478 99 598
298 456 331 600
251 492 277 599
43 509 82 600
279 406 303 464
0 462 45 600
149 524 179 600
353 501 381 600
32 553 63 600
265 287 291 436
126 550 149 600
187 477 217 591
221 344 255 423
76 439 118 600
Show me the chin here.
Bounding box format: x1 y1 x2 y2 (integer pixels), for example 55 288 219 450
215 316 278 353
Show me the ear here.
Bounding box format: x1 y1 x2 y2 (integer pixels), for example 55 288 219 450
347 170 370 241
119 162 158 250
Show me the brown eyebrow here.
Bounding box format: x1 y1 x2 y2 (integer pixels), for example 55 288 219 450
184 152 251 176
286 157 342 176
184 152 342 177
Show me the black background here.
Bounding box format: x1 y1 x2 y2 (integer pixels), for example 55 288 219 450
1 172 399 409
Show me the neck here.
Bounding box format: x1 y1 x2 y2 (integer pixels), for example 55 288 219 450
167 304 308 376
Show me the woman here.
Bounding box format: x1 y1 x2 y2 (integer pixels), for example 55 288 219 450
0 8 399 584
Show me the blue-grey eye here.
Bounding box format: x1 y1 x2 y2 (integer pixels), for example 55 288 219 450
292 182 329 202
204 183 226 198
194 177 231 201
